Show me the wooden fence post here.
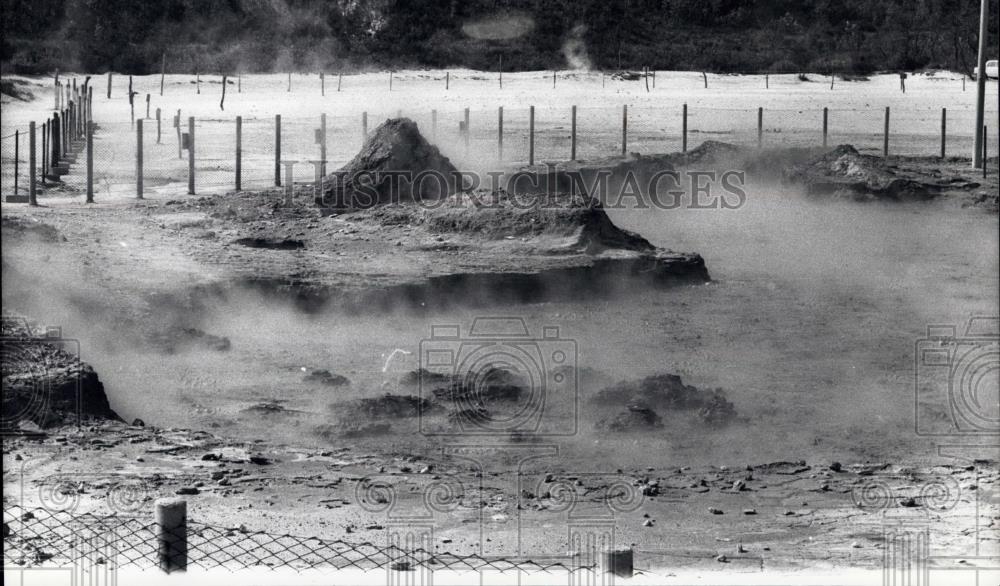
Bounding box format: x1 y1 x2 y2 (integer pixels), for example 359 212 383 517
321 72 325 96
107 72 112 99
236 116 242 192
464 108 470 153
42 121 48 180
160 53 165 96
196 72 201 94
51 113 60 167
86 122 94 203
446 72 450 90
431 110 437 141
320 113 327 175
155 498 187 573
29 122 37 205
136 119 143 198
175 109 182 159
940 108 947 158
823 107 829 148
238 72 242 93
220 75 227 111
287 72 291 92
187 116 195 194
883 107 890 159
570 105 577 161
156 108 162 144
389 71 393 91
274 114 282 187
757 107 763 148
146 93 151 118
338 72 342 92
497 106 503 161
983 126 988 179
682 103 688 153
499 56 503 89
702 72 708 88
765 74 769 89
621 104 628 155
14 130 19 196
362 111 368 142
529 105 535 166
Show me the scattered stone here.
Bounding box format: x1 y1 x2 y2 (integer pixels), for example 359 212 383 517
708 508 724 515
743 508 757 515
829 461 842 472
176 487 200 495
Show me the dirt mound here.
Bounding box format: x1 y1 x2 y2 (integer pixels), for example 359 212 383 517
783 145 949 201
596 404 664 431
320 118 458 210
2 315 121 429
354 193 655 254
592 373 737 425
303 369 350 386
671 140 745 166
336 393 433 419
148 327 231 354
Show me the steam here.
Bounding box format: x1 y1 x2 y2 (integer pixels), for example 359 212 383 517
562 24 592 71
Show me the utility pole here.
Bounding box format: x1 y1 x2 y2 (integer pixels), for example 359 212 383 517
973 0 988 168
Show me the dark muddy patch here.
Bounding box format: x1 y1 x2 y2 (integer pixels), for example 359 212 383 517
233 237 305 250
149 327 231 354
303 369 350 386
592 373 738 426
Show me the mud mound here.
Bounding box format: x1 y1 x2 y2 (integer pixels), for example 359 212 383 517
303 369 350 386
783 145 948 201
2 315 120 429
399 368 454 387
354 193 654 254
596 404 663 432
592 373 737 425
671 140 745 166
149 327 231 354
320 118 458 210
337 393 433 419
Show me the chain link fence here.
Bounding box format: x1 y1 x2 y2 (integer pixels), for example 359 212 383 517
3 504 581 573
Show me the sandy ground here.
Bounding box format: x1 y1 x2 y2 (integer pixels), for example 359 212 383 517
2 70 999 578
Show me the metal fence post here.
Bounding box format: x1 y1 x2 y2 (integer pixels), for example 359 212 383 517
822 107 829 148
682 103 688 153
571 105 577 161
136 119 143 198
883 107 890 159
529 105 535 166
274 114 282 186
187 117 195 195
155 498 187 573
86 122 94 203
236 116 242 192
29 122 37 205
497 106 503 161
940 108 946 158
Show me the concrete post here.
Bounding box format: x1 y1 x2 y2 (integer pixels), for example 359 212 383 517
155 498 187 573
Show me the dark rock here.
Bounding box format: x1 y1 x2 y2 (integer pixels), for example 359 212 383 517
233 237 305 250
176 487 200 495
336 394 434 419
131 418 145 427
399 368 454 387
596 404 663 432
592 373 738 425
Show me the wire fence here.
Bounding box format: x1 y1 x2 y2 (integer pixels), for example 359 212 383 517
2 101 998 201
3 504 581 573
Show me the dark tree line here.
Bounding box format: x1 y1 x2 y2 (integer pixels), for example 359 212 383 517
2 0 996 75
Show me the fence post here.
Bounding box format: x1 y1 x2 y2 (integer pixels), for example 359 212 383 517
136 119 143 199
362 111 368 142
146 94 151 118
160 53 165 96
757 107 763 148
883 107 890 159
274 114 282 187
822 107 829 148
236 116 242 192
86 122 93 203
940 108 947 158
682 103 688 153
320 113 327 176
498 106 503 161
446 71 450 90
156 108 162 144
51 113 60 167
464 108 470 153
529 105 535 166
338 72 342 92
570 105 577 161
621 104 628 155
42 121 48 180
187 116 195 195
155 498 187 573
220 76 227 111
321 72 325 96
983 126 988 179
431 110 437 141
29 122 37 205
196 72 201 94
287 72 291 93
14 130 19 196
238 72 242 93
175 109 182 159
107 72 112 99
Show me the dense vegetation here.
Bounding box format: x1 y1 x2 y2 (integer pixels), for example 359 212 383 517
2 0 997 75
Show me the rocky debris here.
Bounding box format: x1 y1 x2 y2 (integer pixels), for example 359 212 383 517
148 327 231 354
303 369 350 386
783 145 972 201
2 315 121 429
596 403 663 432
336 394 434 419
431 367 527 406
319 118 459 210
592 373 738 425
233 237 305 250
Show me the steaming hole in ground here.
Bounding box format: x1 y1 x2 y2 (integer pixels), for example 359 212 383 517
70 181 997 469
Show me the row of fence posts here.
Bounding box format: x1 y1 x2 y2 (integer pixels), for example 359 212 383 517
8 103 990 202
